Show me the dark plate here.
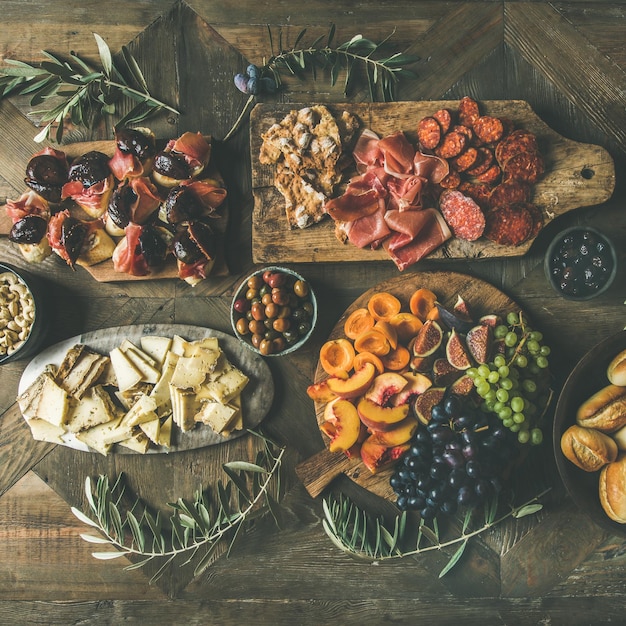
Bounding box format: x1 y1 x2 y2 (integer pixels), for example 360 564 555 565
553 330 626 536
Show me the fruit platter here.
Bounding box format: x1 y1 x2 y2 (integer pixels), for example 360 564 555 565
297 270 553 510
251 99 615 267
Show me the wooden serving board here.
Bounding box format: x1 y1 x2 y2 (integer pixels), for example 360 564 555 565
296 270 520 499
0 139 229 282
251 100 616 264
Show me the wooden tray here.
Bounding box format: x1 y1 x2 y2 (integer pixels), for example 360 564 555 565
296 270 521 499
251 100 616 264
0 139 228 282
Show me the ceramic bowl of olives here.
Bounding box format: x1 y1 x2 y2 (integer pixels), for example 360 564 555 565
544 226 617 300
231 266 317 357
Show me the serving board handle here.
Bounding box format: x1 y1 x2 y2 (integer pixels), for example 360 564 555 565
296 448 355 498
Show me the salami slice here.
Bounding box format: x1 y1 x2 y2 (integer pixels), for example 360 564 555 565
438 189 486 241
488 180 531 209
523 201 544 237
452 124 474 143
451 147 478 172
495 129 539 166
466 147 494 177
475 163 502 185
483 203 534 246
439 171 461 189
433 109 452 134
458 96 480 128
417 117 442 150
502 151 544 184
458 182 492 210
473 116 504 144
435 130 467 158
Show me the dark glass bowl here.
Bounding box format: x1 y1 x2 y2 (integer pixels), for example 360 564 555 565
544 226 617 301
0 262 47 364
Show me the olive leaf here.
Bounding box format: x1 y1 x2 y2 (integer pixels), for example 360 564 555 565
322 487 551 577
0 33 179 143
70 431 285 582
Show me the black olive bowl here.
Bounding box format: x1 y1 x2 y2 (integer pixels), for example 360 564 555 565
553 330 626 537
0 262 47 365
544 225 617 301
230 266 317 357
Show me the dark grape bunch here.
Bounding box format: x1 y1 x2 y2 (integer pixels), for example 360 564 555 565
468 310 551 445
391 395 519 518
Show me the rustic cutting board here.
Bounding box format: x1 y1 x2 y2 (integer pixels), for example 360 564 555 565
296 270 521 499
251 100 616 264
0 139 229 282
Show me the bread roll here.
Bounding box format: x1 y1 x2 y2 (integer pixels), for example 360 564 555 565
599 453 626 523
611 424 626 451
561 424 618 472
576 384 626 433
607 347 626 386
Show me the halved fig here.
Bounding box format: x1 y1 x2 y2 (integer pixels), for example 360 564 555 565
453 295 473 322
411 319 443 357
25 152 69 202
435 303 474 333
466 324 492 364
445 328 473 370
479 314 500 328
164 186 204 224
153 151 190 180
68 151 111 187
432 357 463 385
61 216 88 267
138 225 169 267
449 374 475 396
114 127 156 160
412 387 446 425
9 215 47 244
187 220 216 260
108 184 137 229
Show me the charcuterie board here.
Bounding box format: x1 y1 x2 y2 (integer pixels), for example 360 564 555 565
251 100 615 264
296 270 521 499
0 139 229 282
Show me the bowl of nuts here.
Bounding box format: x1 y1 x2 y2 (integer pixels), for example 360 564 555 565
231 266 317 357
0 262 47 364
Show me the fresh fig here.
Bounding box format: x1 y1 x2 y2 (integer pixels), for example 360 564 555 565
411 319 443 357
412 387 446 425
445 328 473 370
435 303 474 333
478 314 500 327
410 353 435 373
466 324 492 364
432 357 463 386
453 295 473 322
449 374 475 396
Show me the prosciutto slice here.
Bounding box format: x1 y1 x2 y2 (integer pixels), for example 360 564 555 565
343 202 391 249
109 148 144 181
166 132 211 170
5 190 49 223
112 222 149 276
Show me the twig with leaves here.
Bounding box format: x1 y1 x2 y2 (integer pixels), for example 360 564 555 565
71 431 284 583
0 33 179 144
322 487 551 577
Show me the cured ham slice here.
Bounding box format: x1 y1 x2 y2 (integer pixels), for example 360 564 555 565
343 202 391 249
352 129 383 173
112 223 150 276
166 132 211 171
384 208 434 239
5 190 49 223
109 148 144 181
384 210 452 271
378 131 415 178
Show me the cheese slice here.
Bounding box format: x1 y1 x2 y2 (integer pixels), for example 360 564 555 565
139 418 160 444
170 385 199 432
140 335 172 367
202 364 249 404
60 350 109 399
75 418 123 455
121 339 158 367
157 415 173 447
170 335 189 356
194 400 238 434
120 341 161 384
222 395 243 437
65 385 118 433
34 372 70 427
121 394 159 427
183 336 219 357
149 350 179 412
109 347 143 392
169 348 221 391
17 372 48 420
119 431 150 454
27 418 66 444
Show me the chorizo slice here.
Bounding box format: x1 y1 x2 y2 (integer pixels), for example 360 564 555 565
433 109 452 134
434 130 467 159
475 163 502 185
458 182 493 210
417 117 442 150
450 146 478 172
438 171 461 189
466 147 494 177
458 96 480 128
502 151 545 184
438 189 486 241
483 203 534 246
488 180 531 210
495 129 539 166
473 115 504 144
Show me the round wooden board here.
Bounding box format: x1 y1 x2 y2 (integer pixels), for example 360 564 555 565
307 270 521 500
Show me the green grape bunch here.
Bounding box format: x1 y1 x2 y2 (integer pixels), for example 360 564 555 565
467 310 552 445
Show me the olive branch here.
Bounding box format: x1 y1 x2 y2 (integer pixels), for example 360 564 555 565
0 33 179 144
322 487 550 577
71 431 284 583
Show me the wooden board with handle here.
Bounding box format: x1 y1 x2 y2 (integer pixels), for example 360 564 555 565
296 270 521 499
251 100 616 264
0 139 228 282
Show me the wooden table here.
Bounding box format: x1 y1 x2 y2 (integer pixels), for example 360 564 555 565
1 2 625 623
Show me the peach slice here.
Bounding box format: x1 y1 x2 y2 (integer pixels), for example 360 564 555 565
326 362 376 399
391 371 433 406
373 320 398 350
368 415 419 446
319 399 362 453
307 378 340 403
360 435 410 474
364 371 408 406
357 396 409 432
